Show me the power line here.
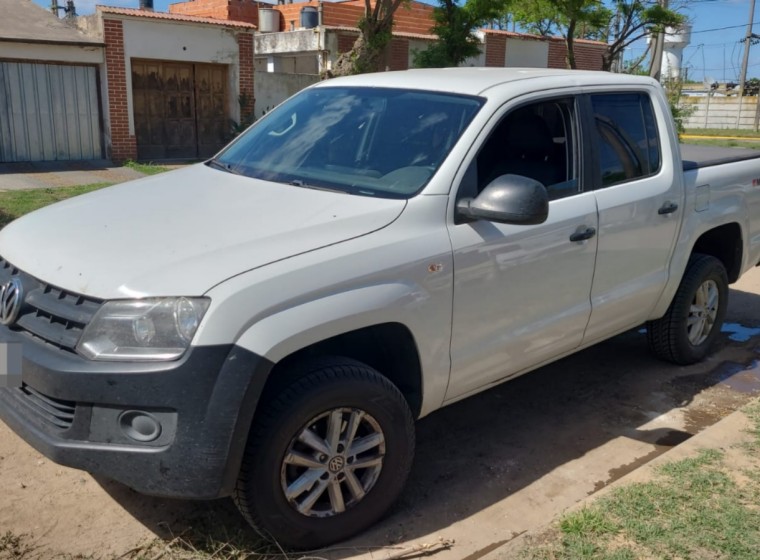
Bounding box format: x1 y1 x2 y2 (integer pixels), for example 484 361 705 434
692 21 760 34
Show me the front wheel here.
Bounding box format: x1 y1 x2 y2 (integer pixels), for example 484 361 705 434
233 357 415 550
647 253 729 365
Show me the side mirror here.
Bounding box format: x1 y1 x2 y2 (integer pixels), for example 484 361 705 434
456 174 549 225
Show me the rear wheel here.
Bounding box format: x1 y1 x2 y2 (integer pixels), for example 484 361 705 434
647 253 728 365
234 357 415 549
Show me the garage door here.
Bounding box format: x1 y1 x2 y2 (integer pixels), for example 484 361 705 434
0 62 102 162
131 60 228 160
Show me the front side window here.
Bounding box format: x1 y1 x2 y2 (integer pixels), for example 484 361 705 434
214 87 483 199
591 93 661 188
468 97 579 201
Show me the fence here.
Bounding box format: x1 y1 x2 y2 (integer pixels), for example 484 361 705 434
680 95 760 130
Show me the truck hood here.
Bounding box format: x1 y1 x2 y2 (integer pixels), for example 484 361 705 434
0 165 406 299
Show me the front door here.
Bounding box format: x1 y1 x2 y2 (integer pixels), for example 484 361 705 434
447 96 598 400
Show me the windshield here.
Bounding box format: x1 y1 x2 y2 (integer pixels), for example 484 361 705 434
214 87 484 198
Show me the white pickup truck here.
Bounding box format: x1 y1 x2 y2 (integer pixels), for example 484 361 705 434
1 68 760 549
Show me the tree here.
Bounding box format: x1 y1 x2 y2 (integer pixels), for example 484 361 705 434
510 1 610 68
330 0 408 76
603 1 684 72
413 0 508 68
511 0 563 36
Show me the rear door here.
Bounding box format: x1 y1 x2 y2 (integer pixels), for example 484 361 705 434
582 90 682 342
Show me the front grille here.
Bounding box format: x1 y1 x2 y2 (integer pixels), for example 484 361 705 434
0 257 102 351
17 383 76 430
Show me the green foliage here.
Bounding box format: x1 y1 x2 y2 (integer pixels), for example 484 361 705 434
511 0 562 36
229 92 256 138
663 78 695 135
123 160 170 175
414 0 506 68
743 77 760 96
606 1 684 72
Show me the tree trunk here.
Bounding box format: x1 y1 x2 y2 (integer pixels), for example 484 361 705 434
601 48 614 72
565 19 577 69
328 20 393 77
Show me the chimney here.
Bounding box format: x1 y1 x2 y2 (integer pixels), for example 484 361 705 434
139 0 154 11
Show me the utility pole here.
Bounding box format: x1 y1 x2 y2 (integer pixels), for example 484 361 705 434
736 0 756 128
739 0 757 96
649 0 669 80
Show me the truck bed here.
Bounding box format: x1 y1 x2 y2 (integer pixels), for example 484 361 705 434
681 143 760 171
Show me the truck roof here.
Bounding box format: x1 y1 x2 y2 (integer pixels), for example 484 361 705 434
315 68 660 97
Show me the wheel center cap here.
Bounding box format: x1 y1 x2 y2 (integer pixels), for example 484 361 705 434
328 456 345 473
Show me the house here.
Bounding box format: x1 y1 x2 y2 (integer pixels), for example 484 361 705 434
78 5 255 161
169 0 607 116
0 0 105 162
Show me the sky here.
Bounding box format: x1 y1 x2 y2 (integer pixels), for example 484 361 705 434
32 0 760 83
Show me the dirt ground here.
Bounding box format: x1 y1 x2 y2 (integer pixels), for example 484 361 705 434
3 270 760 560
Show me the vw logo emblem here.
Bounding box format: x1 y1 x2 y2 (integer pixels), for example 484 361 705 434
0 278 24 326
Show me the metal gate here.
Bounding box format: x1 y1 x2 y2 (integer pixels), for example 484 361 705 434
0 62 102 162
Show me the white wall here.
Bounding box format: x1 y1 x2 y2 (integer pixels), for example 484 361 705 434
120 18 244 134
254 71 319 117
505 38 549 68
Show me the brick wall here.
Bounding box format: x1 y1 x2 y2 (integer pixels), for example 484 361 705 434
547 39 605 70
389 37 409 70
228 0 259 26
336 30 359 54
170 0 435 35
485 34 506 67
103 18 137 162
169 0 229 19
238 32 254 116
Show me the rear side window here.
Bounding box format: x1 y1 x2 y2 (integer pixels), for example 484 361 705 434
591 93 661 188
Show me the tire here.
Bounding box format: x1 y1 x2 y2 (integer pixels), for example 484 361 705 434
233 357 415 550
647 253 729 365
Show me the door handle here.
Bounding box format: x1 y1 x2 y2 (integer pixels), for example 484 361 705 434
658 202 679 215
569 227 596 242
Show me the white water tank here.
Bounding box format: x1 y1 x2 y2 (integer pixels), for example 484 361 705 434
662 24 692 80
259 8 280 33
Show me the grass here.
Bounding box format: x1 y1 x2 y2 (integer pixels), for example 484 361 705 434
681 137 760 150
684 128 760 138
123 160 171 175
0 183 112 229
521 399 760 560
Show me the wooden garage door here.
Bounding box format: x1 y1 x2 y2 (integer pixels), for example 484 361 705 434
132 60 228 160
0 62 102 162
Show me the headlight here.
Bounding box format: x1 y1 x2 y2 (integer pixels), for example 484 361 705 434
77 297 210 361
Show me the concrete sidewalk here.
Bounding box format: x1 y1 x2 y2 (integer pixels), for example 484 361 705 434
0 160 158 190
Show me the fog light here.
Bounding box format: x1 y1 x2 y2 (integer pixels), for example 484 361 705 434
119 410 162 442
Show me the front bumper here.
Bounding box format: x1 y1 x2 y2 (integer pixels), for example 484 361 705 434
0 327 273 499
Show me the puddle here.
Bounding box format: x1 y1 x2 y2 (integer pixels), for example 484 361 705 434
721 323 760 342
710 360 760 395
591 429 694 494
590 448 662 493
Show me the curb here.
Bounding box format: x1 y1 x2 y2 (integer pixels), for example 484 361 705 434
480 400 757 559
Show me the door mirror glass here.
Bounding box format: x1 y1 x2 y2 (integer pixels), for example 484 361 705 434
457 174 549 225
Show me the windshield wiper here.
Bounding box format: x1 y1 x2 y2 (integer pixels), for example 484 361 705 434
206 159 242 175
288 179 347 194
